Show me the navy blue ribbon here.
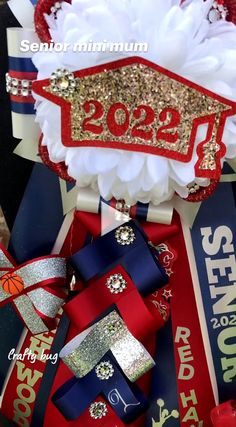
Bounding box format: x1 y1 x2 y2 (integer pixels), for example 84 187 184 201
70 220 168 296
52 353 148 423
9 163 64 261
9 56 38 73
11 100 35 114
149 319 180 425
99 198 149 222
0 165 65 393
136 202 149 222
190 178 236 402
30 314 70 427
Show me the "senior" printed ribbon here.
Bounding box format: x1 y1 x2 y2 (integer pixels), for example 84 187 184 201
0 244 67 334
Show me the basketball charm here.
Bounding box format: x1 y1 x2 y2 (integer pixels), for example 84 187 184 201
0 273 24 296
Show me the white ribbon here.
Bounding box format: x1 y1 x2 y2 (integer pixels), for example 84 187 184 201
77 187 174 225
8 0 35 29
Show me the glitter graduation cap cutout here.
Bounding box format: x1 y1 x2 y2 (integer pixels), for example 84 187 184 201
33 56 236 181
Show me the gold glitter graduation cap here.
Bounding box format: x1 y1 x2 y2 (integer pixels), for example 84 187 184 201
33 56 236 179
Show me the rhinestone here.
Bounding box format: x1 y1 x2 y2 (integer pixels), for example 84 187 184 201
21 88 29 97
22 80 30 88
58 77 70 89
56 69 63 77
6 73 11 83
51 6 56 13
95 361 114 380
188 183 200 194
89 402 108 419
106 273 127 294
11 87 18 95
55 2 61 9
115 225 135 245
208 9 221 22
115 199 130 215
12 78 18 87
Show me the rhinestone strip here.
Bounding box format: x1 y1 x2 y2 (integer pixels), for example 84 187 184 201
6 73 33 97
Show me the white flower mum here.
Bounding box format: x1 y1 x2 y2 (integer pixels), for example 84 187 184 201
33 0 236 205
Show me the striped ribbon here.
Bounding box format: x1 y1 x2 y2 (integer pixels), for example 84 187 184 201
0 244 67 335
8 0 35 28
7 26 40 143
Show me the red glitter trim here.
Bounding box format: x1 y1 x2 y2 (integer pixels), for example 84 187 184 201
225 0 236 24
185 179 219 202
39 135 75 183
34 0 71 43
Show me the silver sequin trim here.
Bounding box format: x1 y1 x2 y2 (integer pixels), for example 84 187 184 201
60 310 155 382
28 288 64 318
16 257 66 287
0 250 14 269
14 295 49 335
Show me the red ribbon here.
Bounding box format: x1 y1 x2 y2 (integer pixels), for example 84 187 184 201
1 211 216 427
64 265 170 341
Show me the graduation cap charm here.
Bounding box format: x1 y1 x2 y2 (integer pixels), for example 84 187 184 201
33 56 236 181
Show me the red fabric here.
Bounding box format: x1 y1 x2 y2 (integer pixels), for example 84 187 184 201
64 265 165 340
211 400 236 427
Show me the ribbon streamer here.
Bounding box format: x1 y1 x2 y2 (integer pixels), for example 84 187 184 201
64 265 167 341
70 220 168 295
0 244 67 334
60 310 155 382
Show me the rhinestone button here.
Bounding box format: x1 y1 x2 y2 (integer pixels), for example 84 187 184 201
95 361 114 380
50 69 76 98
89 402 108 419
115 225 135 245
106 273 127 294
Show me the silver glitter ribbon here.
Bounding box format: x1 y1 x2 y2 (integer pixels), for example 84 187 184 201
0 246 66 334
60 310 155 382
